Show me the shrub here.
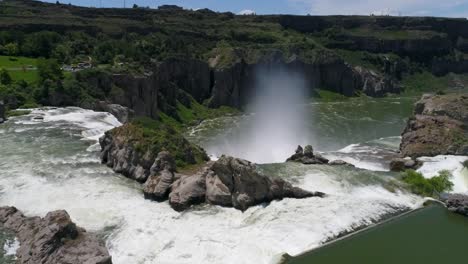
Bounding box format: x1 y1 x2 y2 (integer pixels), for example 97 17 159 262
401 169 454 197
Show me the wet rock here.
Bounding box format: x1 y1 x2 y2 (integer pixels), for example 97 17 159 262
0 206 112 264
0 100 5 123
400 93 468 158
99 131 156 183
206 156 324 211
143 151 177 201
329 160 353 166
169 173 207 212
94 101 134 123
442 194 468 217
286 145 329 165
389 158 423 172
163 155 325 212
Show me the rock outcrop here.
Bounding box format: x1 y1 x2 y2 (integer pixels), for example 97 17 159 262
389 158 423 172
0 206 112 264
165 155 325 211
286 145 329 165
442 194 468 217
143 151 177 201
99 122 208 183
0 100 5 123
400 93 468 158
93 101 134 123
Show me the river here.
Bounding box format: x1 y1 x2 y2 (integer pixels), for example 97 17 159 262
0 96 466 263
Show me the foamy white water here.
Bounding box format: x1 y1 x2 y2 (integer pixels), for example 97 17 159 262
3 237 19 258
0 108 425 264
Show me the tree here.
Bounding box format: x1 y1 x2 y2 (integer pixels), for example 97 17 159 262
0 69 12 85
37 58 63 84
4 43 18 56
132 4 138 8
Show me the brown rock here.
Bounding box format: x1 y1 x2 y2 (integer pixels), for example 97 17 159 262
400 94 468 158
0 207 112 264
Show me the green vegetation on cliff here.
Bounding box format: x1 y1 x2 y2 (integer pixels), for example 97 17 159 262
1 0 468 118
113 116 209 168
401 170 453 197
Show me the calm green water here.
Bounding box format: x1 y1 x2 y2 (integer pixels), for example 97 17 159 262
286 204 468 264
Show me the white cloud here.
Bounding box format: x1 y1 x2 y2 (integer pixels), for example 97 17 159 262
289 0 468 16
238 9 256 15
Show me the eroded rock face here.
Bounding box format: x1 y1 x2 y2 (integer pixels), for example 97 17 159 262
100 131 156 183
142 154 325 212
143 151 177 201
0 206 112 264
443 194 468 217
0 100 5 123
400 94 468 158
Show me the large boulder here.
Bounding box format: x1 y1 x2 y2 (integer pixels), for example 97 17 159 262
400 94 468 158
0 100 5 123
143 151 177 201
142 154 325 212
0 206 112 264
168 156 325 212
442 194 468 217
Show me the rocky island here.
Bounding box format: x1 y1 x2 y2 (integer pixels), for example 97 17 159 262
100 121 325 211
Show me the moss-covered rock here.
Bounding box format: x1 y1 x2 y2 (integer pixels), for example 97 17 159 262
100 116 209 182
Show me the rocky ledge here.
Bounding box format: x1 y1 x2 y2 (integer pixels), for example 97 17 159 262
144 153 325 211
400 93 468 158
442 194 468 217
0 206 112 264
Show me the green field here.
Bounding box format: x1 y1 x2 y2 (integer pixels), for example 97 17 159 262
0 55 38 83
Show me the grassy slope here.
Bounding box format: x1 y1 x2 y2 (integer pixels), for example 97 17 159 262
0 55 38 83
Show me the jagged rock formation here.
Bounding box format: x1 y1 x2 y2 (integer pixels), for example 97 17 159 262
99 122 208 183
100 134 325 211
442 194 468 217
0 206 112 264
286 145 329 165
0 100 5 123
400 93 468 158
167 155 325 211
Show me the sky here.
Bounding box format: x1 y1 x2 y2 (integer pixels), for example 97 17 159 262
42 0 468 17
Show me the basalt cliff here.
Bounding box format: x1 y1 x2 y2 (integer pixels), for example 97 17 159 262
400 93 468 158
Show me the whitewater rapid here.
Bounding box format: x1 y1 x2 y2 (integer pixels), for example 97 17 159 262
1 107 463 264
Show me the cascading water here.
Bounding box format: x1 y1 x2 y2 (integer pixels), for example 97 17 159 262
0 106 426 264
197 67 312 164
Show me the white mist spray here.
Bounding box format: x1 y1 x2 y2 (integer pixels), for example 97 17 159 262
207 66 312 163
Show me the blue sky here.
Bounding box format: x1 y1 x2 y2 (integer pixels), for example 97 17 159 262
42 0 468 17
